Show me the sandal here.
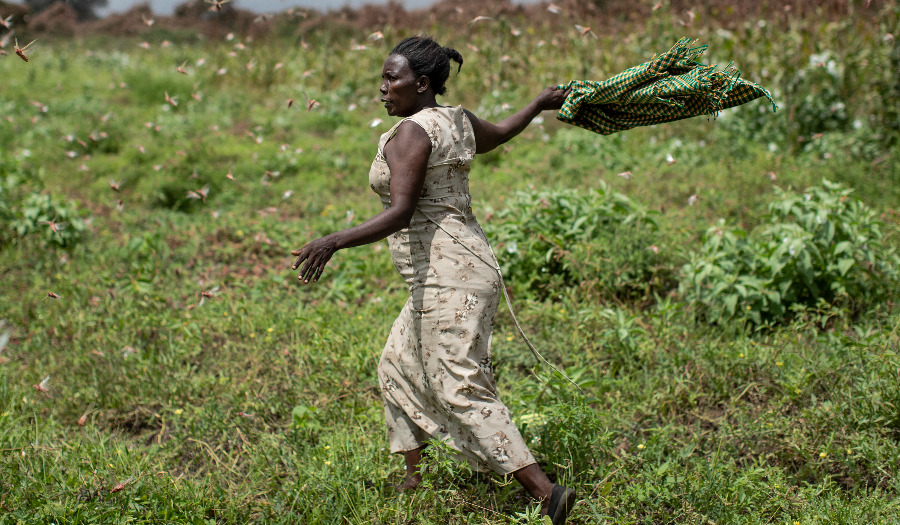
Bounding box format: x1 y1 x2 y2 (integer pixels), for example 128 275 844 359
546 483 576 525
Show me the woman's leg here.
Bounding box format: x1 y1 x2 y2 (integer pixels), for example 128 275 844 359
398 446 426 491
513 463 555 513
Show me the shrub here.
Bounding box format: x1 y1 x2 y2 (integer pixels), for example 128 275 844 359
717 46 894 159
484 183 670 301
785 53 851 144
680 180 900 325
0 154 86 249
532 401 616 476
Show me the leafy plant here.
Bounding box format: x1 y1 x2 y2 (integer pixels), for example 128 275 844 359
0 154 86 248
485 183 670 301
786 53 851 144
533 401 615 476
680 180 900 325
419 437 474 491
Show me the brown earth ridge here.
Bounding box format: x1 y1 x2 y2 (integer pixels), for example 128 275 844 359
0 0 881 42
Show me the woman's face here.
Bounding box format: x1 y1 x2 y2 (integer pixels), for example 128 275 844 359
380 54 425 118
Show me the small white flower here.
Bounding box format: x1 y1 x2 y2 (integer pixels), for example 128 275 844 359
809 52 829 66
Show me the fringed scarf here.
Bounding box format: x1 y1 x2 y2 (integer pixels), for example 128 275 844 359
556 37 776 135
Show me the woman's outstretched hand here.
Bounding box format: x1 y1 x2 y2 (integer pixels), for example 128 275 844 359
291 234 339 284
534 85 571 112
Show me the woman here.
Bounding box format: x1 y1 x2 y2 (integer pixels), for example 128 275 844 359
291 35 574 523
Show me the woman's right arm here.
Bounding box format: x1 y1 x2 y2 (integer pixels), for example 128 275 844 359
463 86 569 154
290 120 430 283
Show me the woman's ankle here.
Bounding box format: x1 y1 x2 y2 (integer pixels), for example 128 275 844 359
396 473 422 492
512 463 554 501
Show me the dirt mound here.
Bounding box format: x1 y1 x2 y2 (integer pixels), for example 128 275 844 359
80 3 153 37
17 0 878 41
30 0 268 40
166 0 264 39
526 0 864 29
0 2 30 28
29 1 77 37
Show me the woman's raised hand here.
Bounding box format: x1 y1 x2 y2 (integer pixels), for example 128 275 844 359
291 234 339 283
534 85 571 112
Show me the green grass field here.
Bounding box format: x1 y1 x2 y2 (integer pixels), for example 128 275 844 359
1 1 899 523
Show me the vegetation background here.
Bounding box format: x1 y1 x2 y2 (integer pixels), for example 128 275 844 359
1 0 899 523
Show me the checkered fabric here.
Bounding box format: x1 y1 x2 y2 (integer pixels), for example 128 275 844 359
556 37 776 135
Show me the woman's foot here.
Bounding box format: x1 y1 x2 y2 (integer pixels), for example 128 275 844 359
395 473 422 492
544 484 576 525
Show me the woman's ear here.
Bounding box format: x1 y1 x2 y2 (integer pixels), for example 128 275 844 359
417 75 430 94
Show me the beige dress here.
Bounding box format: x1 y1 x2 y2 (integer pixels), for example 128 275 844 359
370 105 536 475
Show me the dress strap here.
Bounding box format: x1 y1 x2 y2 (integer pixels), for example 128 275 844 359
378 118 412 159
417 208 583 393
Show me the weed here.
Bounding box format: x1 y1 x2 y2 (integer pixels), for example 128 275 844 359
0 153 86 248
681 180 899 325
486 182 672 302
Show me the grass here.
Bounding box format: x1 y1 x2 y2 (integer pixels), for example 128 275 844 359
1 1 900 523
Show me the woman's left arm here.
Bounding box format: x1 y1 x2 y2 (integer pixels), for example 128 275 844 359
463 86 570 154
291 120 430 283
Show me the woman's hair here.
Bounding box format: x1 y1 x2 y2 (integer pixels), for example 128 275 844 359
390 35 463 96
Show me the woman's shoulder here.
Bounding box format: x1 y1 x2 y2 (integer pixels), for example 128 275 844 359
407 105 472 135
408 104 463 120
411 106 475 161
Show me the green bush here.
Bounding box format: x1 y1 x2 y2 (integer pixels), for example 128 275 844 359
532 401 615 476
680 180 900 325
786 54 851 143
717 42 896 159
484 183 671 301
0 154 86 248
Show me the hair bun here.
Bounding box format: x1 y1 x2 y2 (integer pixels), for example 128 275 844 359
443 46 464 73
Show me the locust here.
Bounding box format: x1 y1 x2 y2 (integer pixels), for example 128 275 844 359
15 38 36 62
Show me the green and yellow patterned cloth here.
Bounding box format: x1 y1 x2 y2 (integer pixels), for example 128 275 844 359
556 37 776 135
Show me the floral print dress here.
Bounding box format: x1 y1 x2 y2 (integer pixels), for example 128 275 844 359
370 105 536 474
